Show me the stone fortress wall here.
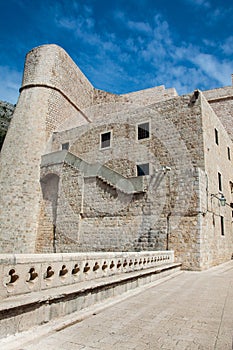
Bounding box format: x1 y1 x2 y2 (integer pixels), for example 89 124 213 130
46 93 205 270
0 44 232 270
203 85 233 141
200 94 233 268
0 45 93 253
202 81 233 268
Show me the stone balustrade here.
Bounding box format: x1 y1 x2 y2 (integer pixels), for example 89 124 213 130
0 251 174 299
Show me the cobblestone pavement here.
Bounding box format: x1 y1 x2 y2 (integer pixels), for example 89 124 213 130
3 261 233 350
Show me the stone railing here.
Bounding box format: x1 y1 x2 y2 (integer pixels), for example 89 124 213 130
0 251 174 299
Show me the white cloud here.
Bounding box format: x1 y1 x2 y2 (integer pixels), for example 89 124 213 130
189 53 233 86
153 15 171 44
184 0 211 8
202 39 217 48
195 0 210 7
125 38 138 53
221 36 233 55
124 12 232 92
113 10 126 21
0 66 21 104
53 3 232 95
168 42 233 89
127 20 152 34
58 18 76 30
55 2 95 37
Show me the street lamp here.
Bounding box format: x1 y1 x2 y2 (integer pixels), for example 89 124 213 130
211 193 226 206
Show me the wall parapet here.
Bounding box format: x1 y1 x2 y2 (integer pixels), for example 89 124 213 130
203 86 233 101
0 251 174 300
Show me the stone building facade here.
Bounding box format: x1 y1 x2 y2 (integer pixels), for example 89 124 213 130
0 44 232 270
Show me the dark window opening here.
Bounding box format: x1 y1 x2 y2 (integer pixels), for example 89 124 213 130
101 131 111 149
215 128 219 145
62 142 69 150
228 147 231 160
218 172 222 192
138 122 150 140
230 182 233 194
230 203 233 218
220 216 224 236
230 203 233 217
137 163 149 176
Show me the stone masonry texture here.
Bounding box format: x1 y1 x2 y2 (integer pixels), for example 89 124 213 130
0 44 232 270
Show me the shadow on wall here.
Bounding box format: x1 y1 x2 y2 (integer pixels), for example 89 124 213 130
0 101 15 151
40 173 60 252
0 133 6 150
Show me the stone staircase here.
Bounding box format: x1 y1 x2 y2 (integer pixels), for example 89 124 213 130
41 150 147 195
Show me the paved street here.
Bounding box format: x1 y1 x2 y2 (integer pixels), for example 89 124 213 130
2 261 233 350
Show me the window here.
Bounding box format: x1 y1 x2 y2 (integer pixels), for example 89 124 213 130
227 147 231 160
230 203 233 219
100 131 111 149
220 216 224 236
137 163 149 176
215 128 219 145
62 142 69 150
218 172 222 192
137 122 150 140
230 182 233 194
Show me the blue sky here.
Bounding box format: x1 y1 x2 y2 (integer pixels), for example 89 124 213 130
0 0 232 104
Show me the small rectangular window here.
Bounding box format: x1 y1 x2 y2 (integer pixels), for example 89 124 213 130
220 216 224 236
227 147 231 160
218 172 222 192
137 163 149 176
100 131 111 149
62 142 69 150
215 128 219 145
230 182 233 194
230 203 233 218
138 122 150 140
218 173 222 192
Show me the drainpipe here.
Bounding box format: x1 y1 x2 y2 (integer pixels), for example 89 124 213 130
53 223 56 253
166 212 171 250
